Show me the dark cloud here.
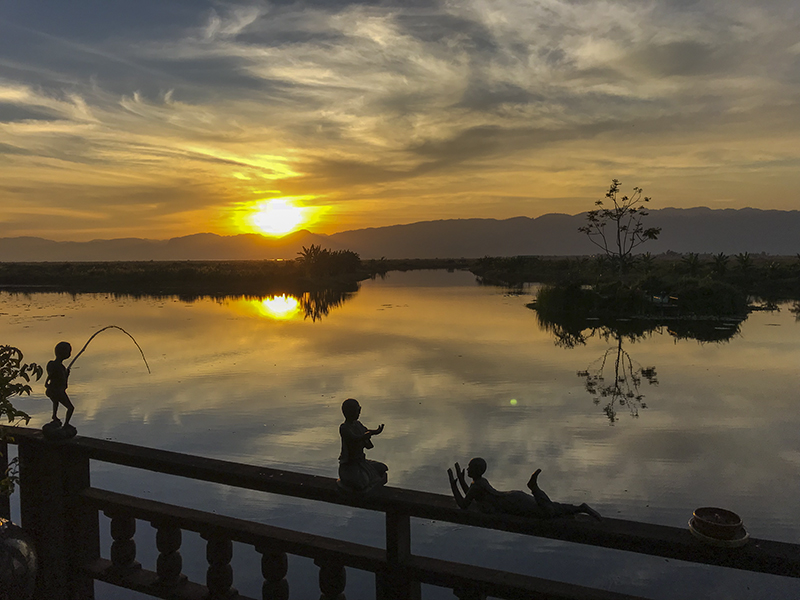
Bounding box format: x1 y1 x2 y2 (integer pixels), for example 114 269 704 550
0 103 60 122
234 25 347 47
0 143 33 156
134 56 283 99
408 121 620 166
630 41 732 77
0 0 210 42
457 81 540 110
291 157 408 188
394 11 497 50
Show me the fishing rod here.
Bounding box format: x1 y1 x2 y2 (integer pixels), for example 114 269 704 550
67 325 151 373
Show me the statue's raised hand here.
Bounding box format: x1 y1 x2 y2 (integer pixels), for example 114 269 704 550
371 424 385 436
454 462 467 488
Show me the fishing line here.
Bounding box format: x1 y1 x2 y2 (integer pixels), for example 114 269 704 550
67 325 151 373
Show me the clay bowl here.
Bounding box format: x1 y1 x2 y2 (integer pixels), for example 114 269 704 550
692 507 743 540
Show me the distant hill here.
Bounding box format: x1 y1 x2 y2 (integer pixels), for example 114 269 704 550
2 208 799 261
0 230 337 262
328 207 800 258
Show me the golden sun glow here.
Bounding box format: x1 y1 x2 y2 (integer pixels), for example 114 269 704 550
250 198 307 236
254 295 301 320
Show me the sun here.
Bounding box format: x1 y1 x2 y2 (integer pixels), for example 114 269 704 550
250 198 307 236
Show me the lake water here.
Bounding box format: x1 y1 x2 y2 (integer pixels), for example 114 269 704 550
2 270 799 599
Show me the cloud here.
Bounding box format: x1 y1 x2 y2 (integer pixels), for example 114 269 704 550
1 0 799 239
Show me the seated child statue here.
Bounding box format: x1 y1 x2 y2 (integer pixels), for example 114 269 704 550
337 398 388 492
447 457 601 521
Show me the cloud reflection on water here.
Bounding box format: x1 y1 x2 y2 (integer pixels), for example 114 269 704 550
2 270 800 598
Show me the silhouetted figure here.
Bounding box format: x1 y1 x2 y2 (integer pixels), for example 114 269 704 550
337 398 388 492
43 341 77 440
448 458 601 521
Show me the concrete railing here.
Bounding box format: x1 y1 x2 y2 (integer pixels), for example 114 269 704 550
2 427 799 600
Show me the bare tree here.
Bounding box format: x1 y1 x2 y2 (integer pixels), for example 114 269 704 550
578 180 661 274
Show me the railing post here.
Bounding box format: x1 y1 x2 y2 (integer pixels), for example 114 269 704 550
203 532 237 599
152 521 186 588
0 438 10 521
256 544 289 600
315 558 346 600
107 513 140 574
18 437 99 600
376 510 420 600
64 445 100 599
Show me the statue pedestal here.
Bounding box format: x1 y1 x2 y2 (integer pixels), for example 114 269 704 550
41 420 77 442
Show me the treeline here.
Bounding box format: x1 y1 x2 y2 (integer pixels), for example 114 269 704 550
295 245 361 276
0 253 364 297
0 250 477 298
474 253 800 304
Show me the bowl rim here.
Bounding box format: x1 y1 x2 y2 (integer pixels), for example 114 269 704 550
692 506 743 526
688 519 749 547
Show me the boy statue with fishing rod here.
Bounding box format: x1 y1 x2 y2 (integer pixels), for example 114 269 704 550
40 327 150 441
43 341 77 440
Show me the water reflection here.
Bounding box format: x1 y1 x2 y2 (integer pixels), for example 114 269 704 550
251 287 359 322
81 283 361 323
534 310 743 349
577 332 658 423
224 288 358 322
533 310 743 422
300 288 356 322
2 273 800 600
255 295 301 320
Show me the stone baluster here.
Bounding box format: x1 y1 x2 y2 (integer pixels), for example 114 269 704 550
107 512 140 573
153 522 186 588
257 545 289 600
315 558 346 600
204 533 237 598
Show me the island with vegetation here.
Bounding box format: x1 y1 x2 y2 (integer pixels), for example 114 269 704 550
473 181 800 322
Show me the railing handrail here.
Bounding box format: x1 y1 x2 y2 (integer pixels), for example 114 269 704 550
4 425 800 579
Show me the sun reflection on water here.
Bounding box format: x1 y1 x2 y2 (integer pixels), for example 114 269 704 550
255 294 301 320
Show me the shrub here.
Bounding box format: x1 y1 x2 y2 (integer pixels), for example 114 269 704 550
671 279 748 315
1 345 43 496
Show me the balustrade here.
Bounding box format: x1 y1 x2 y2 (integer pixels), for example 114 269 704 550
4 426 800 600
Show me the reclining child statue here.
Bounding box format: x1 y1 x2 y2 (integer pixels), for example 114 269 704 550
448 457 601 521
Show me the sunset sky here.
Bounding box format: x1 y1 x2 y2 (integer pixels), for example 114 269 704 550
1 0 799 241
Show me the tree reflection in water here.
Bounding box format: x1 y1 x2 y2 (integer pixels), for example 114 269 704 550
791 302 800 321
576 332 658 423
250 287 358 322
105 284 360 323
299 287 357 322
533 309 742 423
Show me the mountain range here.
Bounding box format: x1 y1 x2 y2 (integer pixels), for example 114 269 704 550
2 207 798 261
